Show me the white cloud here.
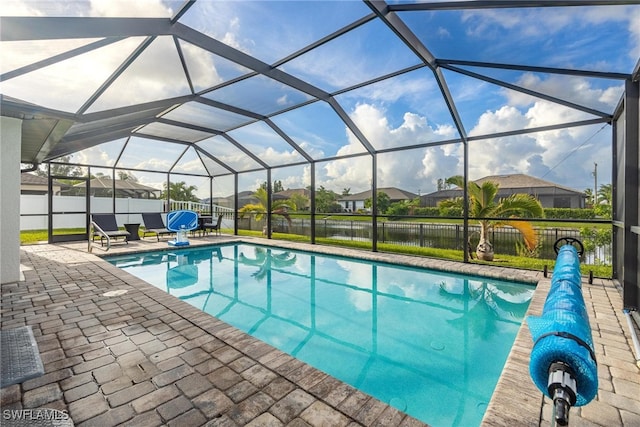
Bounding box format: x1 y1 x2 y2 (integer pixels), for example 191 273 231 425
1 33 195 113
314 103 459 194
276 94 289 106
466 101 611 190
470 105 529 136
259 146 303 167
88 0 171 17
628 7 640 60
437 27 451 38
462 6 633 39
221 17 246 52
0 0 175 17
314 69 618 195
506 73 623 114
184 3 255 55
179 42 225 90
135 157 173 171
1 0 629 196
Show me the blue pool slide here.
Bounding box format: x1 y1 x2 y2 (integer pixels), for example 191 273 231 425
527 244 597 426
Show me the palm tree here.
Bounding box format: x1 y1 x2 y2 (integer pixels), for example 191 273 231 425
584 188 595 207
238 187 296 232
161 181 200 202
597 183 612 205
440 175 544 261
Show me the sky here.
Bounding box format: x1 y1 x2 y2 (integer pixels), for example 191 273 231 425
2 1 639 199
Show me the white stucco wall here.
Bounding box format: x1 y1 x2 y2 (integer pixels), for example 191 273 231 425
1 117 22 284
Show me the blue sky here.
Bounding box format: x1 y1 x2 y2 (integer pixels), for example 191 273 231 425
1 1 639 198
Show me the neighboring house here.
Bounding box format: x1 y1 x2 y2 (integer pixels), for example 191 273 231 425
72 177 161 199
421 174 586 209
207 191 257 209
274 188 311 210
20 172 64 195
338 187 419 212
209 189 312 210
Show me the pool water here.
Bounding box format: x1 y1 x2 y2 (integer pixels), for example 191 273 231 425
106 243 533 426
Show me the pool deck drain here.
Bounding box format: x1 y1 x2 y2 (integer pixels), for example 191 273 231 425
1 236 639 427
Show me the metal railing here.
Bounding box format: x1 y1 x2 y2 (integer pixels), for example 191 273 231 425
88 220 111 253
240 215 612 267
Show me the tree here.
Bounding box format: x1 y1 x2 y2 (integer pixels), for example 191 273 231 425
161 181 199 202
364 191 391 214
437 178 451 191
597 183 612 205
407 197 421 215
260 180 284 193
387 200 410 217
314 186 341 213
289 193 309 211
584 188 595 208
238 187 296 229
595 183 612 218
117 171 138 182
342 188 351 196
36 156 83 178
440 175 544 261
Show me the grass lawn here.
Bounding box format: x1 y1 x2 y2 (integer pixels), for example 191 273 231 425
236 229 612 278
20 228 103 244
21 229 50 244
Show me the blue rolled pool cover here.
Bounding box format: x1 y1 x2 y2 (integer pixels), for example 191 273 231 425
527 245 598 406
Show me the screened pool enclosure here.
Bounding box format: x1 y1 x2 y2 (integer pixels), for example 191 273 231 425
1 0 638 310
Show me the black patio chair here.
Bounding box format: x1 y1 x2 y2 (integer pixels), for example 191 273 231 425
141 213 174 242
91 214 130 247
202 213 224 236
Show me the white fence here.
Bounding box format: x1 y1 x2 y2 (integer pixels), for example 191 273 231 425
166 200 212 213
20 195 164 230
20 195 235 231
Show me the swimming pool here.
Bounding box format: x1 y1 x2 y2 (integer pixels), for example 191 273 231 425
106 243 534 426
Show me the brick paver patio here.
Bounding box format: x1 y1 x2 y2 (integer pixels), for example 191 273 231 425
1 237 639 426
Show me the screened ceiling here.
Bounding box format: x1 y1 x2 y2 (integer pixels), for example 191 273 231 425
2 0 640 196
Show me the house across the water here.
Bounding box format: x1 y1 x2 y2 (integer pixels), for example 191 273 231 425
420 174 586 209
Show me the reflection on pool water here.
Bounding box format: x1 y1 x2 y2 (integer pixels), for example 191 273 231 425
106 243 534 427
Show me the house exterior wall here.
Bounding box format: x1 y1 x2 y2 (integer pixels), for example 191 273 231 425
1 117 22 284
342 200 364 212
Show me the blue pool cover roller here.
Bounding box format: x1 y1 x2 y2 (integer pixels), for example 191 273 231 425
527 245 598 424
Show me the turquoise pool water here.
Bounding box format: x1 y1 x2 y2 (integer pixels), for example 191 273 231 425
106 243 533 426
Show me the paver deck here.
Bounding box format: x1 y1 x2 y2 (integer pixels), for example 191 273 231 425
1 236 639 426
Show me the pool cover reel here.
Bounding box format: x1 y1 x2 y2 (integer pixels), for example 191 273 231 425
527 245 598 425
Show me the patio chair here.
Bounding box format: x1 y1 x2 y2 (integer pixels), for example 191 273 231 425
202 214 224 236
91 214 130 247
142 213 174 242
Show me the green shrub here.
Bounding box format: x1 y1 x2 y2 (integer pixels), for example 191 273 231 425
543 208 595 220
386 203 409 217
438 206 463 217
413 207 441 217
